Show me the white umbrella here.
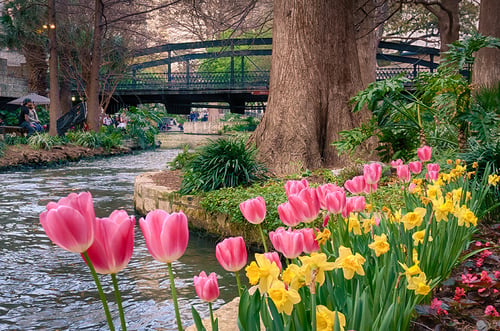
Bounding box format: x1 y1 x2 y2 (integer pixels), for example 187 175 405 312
8 93 51 105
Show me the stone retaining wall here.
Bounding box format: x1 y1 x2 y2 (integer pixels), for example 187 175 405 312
155 132 221 149
133 172 262 246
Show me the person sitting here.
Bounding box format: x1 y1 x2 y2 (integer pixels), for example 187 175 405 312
19 98 43 135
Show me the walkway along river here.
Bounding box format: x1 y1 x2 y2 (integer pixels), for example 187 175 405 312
0 149 239 330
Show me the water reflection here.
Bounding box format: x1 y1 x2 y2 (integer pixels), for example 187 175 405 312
0 149 239 330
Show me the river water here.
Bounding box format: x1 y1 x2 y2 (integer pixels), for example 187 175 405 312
0 149 239 330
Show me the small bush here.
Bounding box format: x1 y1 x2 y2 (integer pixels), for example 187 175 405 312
3 134 28 145
179 137 268 194
168 145 197 170
28 133 63 150
67 130 100 148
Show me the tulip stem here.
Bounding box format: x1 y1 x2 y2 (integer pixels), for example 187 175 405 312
111 273 127 331
82 252 115 331
235 270 243 297
209 302 216 329
167 262 183 331
257 224 268 252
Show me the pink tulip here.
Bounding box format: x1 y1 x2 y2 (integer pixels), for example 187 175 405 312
391 159 403 168
288 188 320 223
397 165 411 183
239 196 266 225
342 196 366 217
139 210 189 263
193 271 219 303
363 163 382 185
300 228 320 254
323 214 330 227
39 192 96 253
316 183 342 210
324 190 346 214
408 183 417 194
263 252 282 271
344 176 366 195
427 163 440 172
269 227 304 259
417 146 432 162
284 179 309 197
215 237 247 272
408 161 422 174
86 210 135 274
278 202 301 227
427 171 440 181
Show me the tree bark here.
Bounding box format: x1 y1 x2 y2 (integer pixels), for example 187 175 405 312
472 0 500 88
23 44 48 95
423 0 460 53
86 0 104 132
48 0 62 136
252 0 370 175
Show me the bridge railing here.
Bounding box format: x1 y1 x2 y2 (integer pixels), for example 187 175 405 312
114 71 270 91
376 66 432 81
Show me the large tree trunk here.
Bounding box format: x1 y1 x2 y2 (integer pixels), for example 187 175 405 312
87 0 104 132
472 0 500 88
252 0 369 175
424 0 460 53
48 0 61 136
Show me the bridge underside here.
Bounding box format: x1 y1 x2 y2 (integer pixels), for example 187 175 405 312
108 90 268 114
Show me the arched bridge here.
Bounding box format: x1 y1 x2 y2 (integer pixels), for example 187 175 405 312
106 38 439 114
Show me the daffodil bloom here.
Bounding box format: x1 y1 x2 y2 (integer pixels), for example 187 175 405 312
362 216 377 234
316 305 346 331
316 228 331 246
432 197 454 223
427 183 442 200
345 215 362 235
453 205 478 228
389 209 402 223
282 263 305 290
488 174 500 186
268 280 301 315
398 261 422 280
368 233 390 257
299 253 335 286
450 164 466 178
334 246 366 280
412 230 432 246
472 162 478 169
244 253 280 293
407 273 431 295
401 207 426 231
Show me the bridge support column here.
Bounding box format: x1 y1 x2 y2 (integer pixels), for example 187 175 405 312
229 97 245 114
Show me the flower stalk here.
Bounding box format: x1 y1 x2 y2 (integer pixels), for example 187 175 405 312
111 273 127 331
167 262 183 331
82 251 115 331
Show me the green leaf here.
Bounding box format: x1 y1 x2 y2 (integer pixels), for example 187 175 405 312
191 306 207 331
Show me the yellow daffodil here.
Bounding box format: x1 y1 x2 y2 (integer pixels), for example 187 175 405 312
398 262 422 280
362 216 377 234
407 272 431 295
446 159 453 165
432 197 454 223
401 207 426 231
282 263 305 290
299 253 335 286
450 164 466 178
453 205 478 228
368 233 390 257
427 183 442 200
334 246 366 280
345 215 362 235
316 228 331 246
488 174 500 186
472 162 478 169
268 280 301 315
389 209 402 223
244 253 280 293
316 305 346 331
412 230 432 246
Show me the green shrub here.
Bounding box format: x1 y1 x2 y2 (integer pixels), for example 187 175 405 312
27 133 63 150
121 106 163 149
98 126 123 151
66 130 100 148
168 145 197 170
3 134 28 145
179 137 268 194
